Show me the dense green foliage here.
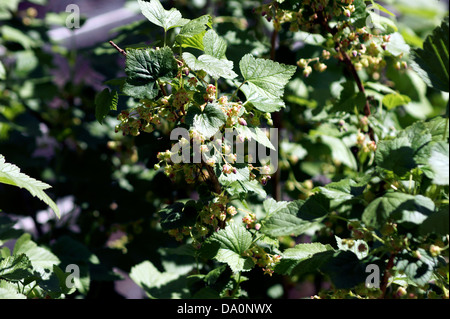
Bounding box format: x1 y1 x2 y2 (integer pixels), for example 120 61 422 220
0 0 448 300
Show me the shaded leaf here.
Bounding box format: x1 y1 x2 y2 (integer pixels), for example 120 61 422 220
411 17 449 92
396 248 439 286
129 260 188 298
95 88 118 124
0 155 60 218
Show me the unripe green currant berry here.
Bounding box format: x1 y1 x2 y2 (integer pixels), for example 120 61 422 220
322 50 331 60
303 179 314 189
297 58 308 68
303 66 312 77
314 62 327 72
396 286 407 297
429 245 441 257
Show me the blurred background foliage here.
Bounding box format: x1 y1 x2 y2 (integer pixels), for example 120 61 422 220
0 0 448 298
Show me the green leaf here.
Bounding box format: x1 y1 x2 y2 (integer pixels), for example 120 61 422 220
203 29 228 59
369 1 395 17
331 92 366 113
385 32 410 56
427 141 449 185
38 265 77 298
330 81 366 113
129 261 188 298
263 198 289 219
322 251 374 289
280 141 307 161
137 0 188 32
0 216 22 246
275 243 335 277
362 192 435 229
411 16 449 92
218 164 250 184
0 254 33 281
261 200 324 237
186 103 226 139
320 135 358 170
235 126 275 151
202 223 255 273
225 180 267 199
425 116 449 142
419 204 449 236
240 84 286 113
13 234 60 276
396 248 439 286
0 155 60 218
182 52 237 80
382 93 411 110
317 179 366 207
175 15 212 51
95 88 118 124
123 47 177 100
239 54 296 103
375 122 432 176
0 25 37 49
159 201 197 230
0 60 5 80
0 281 26 299
367 11 398 34
351 0 369 24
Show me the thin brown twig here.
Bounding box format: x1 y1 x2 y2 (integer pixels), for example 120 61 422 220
270 27 282 202
380 252 397 298
316 11 375 141
201 160 222 195
109 40 127 57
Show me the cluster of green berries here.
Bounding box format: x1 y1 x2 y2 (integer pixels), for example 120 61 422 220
244 246 282 276
259 0 407 80
257 0 357 33
115 96 181 136
356 129 377 153
242 212 260 230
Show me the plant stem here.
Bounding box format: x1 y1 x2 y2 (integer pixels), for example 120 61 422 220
380 252 396 298
270 27 282 201
109 41 127 57
443 105 449 142
231 81 246 101
231 272 241 298
202 160 222 195
215 79 218 99
316 10 375 141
